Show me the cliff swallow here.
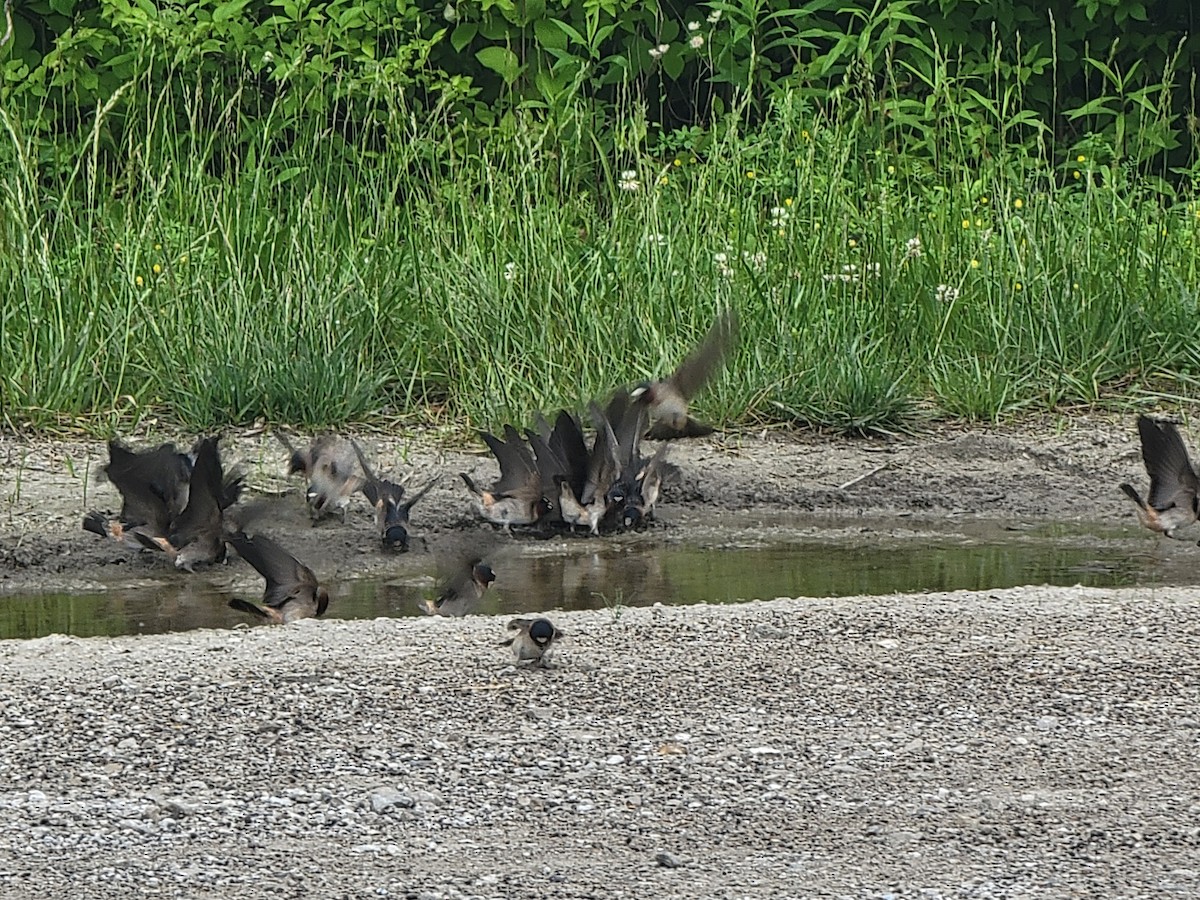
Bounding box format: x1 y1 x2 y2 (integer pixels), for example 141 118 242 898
501 617 564 667
630 309 737 439
351 441 435 550
623 442 672 528
421 553 497 617
557 403 621 534
133 436 245 570
461 425 552 528
226 532 330 623
603 390 652 526
1120 415 1200 539
277 433 364 523
82 440 193 547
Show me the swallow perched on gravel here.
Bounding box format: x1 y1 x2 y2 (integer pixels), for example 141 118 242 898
501 617 564 667
461 425 552 528
134 436 244 571
226 532 330 624
420 553 497 617
1120 415 1200 540
630 309 737 439
351 441 435 551
277 433 364 523
82 439 193 548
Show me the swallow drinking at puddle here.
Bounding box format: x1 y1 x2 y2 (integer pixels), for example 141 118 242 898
1121 415 1200 540
226 532 330 624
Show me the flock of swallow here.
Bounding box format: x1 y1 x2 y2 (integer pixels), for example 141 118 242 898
78 301 1194 657
80 312 739 664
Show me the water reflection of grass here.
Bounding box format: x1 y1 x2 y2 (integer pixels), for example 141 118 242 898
0 540 1157 641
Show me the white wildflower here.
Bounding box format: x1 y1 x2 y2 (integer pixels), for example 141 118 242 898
687 21 701 31
503 262 517 282
864 262 881 278
648 232 667 247
904 236 921 259
618 170 640 192
824 263 863 284
707 9 722 23
741 249 766 273
935 283 960 303
657 43 670 54
648 47 662 60
689 34 704 49
769 206 790 229
713 251 733 278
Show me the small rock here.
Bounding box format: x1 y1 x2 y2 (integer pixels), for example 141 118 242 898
162 798 197 818
1036 716 1058 731
370 788 415 813
655 851 683 868
605 755 625 765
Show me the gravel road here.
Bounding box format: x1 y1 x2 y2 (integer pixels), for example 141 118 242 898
2 585 1198 899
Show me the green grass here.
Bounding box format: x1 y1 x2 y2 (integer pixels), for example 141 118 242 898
2 66 1199 435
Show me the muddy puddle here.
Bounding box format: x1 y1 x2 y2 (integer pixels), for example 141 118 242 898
0 514 1187 640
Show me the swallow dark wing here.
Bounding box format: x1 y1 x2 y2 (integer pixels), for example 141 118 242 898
351 440 385 507
103 440 191 533
549 410 589 495
226 532 320 608
168 436 226 547
1139 416 1200 511
582 404 622 505
480 426 540 495
401 478 436 513
668 309 738 400
607 390 649 473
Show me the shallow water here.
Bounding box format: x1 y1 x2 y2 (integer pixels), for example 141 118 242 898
0 521 1184 640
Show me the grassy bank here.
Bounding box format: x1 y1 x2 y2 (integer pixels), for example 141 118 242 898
2 77 1198 435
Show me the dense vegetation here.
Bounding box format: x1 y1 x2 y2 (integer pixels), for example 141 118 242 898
2 0 1199 434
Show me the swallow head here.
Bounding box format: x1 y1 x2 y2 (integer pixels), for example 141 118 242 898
630 382 655 404
382 523 410 551
473 562 497 589
535 496 554 519
529 618 556 646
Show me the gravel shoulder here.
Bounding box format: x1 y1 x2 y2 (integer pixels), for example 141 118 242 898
1 413 1199 898
2 587 1199 899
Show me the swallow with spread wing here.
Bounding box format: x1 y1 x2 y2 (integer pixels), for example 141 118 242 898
226 532 330 624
